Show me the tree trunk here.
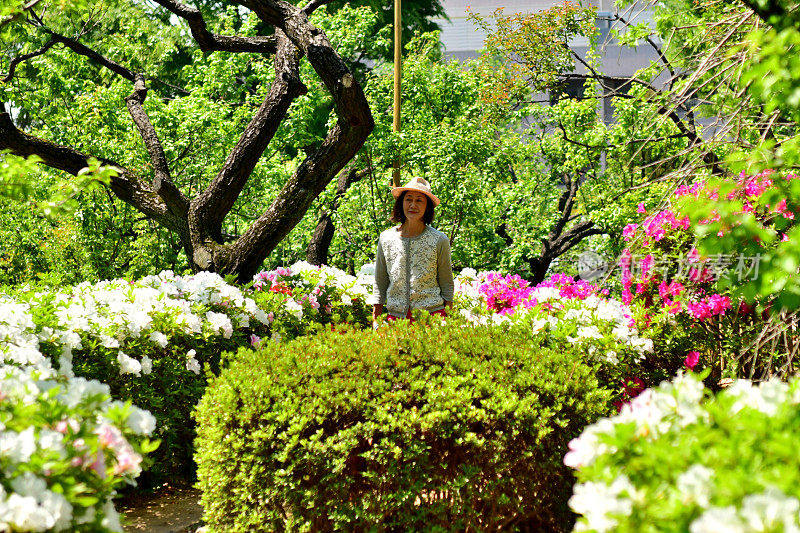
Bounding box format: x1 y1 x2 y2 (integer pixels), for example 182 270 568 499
307 213 336 266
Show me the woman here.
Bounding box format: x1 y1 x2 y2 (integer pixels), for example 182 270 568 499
371 177 454 324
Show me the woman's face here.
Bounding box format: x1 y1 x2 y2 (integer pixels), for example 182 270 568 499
403 191 428 223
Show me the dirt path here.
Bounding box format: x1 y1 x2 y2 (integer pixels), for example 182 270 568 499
117 484 204 533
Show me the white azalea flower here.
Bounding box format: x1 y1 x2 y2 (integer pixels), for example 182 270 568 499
690 506 746 533
206 311 233 338
0 426 36 463
676 464 714 507
570 476 636 532
140 355 153 375
126 408 157 436
116 351 142 376
739 488 800 532
186 358 201 375
284 300 303 320
148 331 169 348
727 379 789 417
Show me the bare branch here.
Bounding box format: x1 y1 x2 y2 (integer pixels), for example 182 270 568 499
125 75 189 217
302 0 334 15
1 38 56 82
152 0 277 54
609 12 675 79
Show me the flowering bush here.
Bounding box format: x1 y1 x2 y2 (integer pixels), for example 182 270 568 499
1 265 377 484
682 170 800 310
2 270 274 483
249 261 372 341
455 270 653 369
621 172 799 382
566 372 800 533
3 270 271 377
0 364 156 532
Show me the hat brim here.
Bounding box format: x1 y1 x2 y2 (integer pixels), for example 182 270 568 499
391 186 440 206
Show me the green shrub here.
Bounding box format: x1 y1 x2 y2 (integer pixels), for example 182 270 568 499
195 316 613 532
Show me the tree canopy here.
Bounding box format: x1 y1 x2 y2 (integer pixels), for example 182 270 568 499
1 0 376 282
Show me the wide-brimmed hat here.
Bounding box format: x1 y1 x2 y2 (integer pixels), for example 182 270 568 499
391 177 440 206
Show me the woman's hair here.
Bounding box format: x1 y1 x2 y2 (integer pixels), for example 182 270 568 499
391 190 435 224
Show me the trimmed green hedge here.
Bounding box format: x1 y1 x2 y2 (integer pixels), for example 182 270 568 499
195 317 613 531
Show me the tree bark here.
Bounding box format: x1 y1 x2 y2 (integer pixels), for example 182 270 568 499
218 0 374 281
187 29 307 270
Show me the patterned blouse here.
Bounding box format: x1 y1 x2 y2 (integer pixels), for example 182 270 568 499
371 226 455 318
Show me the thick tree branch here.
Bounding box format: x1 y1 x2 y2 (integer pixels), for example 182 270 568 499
306 166 367 265
0 103 187 234
549 173 580 243
1 38 55 82
549 221 604 258
152 0 277 54
25 24 189 96
32 28 192 217
125 74 189 217
188 30 306 265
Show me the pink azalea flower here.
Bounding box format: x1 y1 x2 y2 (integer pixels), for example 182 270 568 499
684 351 700 370
637 203 647 214
674 184 691 197
622 223 638 241
686 301 711 321
641 254 655 278
707 294 731 315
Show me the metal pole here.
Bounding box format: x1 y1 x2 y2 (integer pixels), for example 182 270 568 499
392 0 402 187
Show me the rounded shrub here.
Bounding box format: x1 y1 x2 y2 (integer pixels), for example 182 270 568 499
195 316 613 532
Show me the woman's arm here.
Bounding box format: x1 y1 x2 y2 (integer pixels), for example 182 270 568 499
436 235 455 305
372 237 389 325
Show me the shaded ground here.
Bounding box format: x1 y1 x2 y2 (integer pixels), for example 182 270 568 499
117 483 204 533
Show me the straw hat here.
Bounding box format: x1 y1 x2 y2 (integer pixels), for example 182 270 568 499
391 177 440 206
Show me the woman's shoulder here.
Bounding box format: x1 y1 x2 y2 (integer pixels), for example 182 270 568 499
425 226 449 243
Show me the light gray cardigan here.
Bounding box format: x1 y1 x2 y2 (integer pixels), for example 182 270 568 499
371 226 455 318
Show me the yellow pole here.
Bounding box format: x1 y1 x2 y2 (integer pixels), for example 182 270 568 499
392 0 402 187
